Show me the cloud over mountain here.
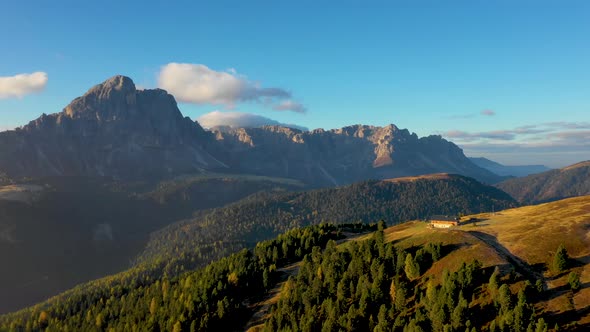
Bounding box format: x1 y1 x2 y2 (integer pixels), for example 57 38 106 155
197 111 308 131
158 63 306 112
0 72 47 99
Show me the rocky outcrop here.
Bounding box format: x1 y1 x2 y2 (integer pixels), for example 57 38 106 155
0 76 225 179
0 75 501 185
212 124 501 186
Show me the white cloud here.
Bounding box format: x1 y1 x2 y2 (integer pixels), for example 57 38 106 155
197 111 308 131
0 72 48 99
158 63 306 112
443 122 588 144
445 109 496 119
272 99 307 113
443 122 590 167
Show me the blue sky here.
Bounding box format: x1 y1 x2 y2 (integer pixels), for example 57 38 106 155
0 1 589 167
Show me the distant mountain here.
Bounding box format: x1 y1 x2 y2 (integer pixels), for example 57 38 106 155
496 160 590 203
0 76 225 180
469 157 551 177
212 125 503 185
0 75 502 185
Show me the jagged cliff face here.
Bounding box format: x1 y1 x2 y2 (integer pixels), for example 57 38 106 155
212 124 500 186
0 75 499 184
0 76 225 179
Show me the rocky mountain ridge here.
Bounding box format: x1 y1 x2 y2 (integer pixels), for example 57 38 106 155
212 124 502 185
0 76 225 179
0 75 501 185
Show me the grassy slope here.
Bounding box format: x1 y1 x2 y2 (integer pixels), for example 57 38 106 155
382 195 590 328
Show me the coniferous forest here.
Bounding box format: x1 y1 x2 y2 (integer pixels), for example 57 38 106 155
263 225 549 332
2 4 590 330
0 223 555 331
137 175 516 277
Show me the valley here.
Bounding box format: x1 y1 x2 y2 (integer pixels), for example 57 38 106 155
1 195 588 330
2 3 588 330
0 75 586 330
0 175 301 313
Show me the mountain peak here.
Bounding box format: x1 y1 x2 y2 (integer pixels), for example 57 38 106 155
0 75 225 179
96 75 135 92
63 75 138 118
84 75 136 98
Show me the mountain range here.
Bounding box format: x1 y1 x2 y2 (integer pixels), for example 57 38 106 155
0 75 502 185
469 157 551 177
0 75 589 330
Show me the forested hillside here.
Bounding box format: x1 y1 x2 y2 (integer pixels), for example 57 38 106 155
136 174 516 276
0 224 369 331
0 223 557 331
263 230 548 332
496 161 590 203
0 175 301 313
3 195 588 331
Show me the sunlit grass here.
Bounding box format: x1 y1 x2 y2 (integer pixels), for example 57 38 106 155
381 196 590 325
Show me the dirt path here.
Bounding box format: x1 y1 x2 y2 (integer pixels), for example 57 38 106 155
243 232 369 331
468 230 545 285
244 262 301 331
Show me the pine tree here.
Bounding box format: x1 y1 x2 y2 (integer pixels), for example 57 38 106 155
172 321 182 332
38 311 49 329
535 279 544 294
149 297 158 315
497 284 512 314
451 293 468 329
394 282 407 312
95 313 104 329
488 266 500 296
568 272 580 291
405 253 420 280
552 244 569 273
535 318 548 332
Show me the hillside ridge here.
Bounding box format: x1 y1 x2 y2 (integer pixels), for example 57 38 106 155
496 161 590 203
